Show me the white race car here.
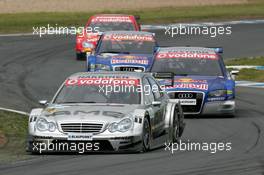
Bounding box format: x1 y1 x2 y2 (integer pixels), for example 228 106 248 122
27 72 185 153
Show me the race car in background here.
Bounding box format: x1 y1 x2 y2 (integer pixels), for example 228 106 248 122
27 72 185 153
150 47 236 116
76 14 141 60
86 31 158 72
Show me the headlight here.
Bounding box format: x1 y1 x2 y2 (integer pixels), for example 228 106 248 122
95 64 111 71
82 41 94 49
208 90 226 97
108 118 133 133
36 118 57 132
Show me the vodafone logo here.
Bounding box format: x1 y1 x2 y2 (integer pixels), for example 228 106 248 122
103 34 154 42
65 78 140 86
156 52 218 60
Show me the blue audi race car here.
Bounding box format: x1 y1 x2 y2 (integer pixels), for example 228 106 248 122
150 47 235 116
86 31 158 72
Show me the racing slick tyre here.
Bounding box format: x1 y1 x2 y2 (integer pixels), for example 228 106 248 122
172 115 180 143
141 117 151 152
76 52 86 60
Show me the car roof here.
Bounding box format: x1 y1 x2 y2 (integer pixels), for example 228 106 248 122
158 47 217 54
68 72 151 79
103 31 154 36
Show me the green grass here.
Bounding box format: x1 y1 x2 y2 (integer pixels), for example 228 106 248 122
0 111 30 163
1 2 264 33
225 57 264 82
235 69 264 82
225 56 264 66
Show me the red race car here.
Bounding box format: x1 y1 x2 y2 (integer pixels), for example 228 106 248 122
76 14 141 60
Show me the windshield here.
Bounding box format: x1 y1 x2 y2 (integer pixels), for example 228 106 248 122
89 21 135 32
97 34 155 54
151 54 223 76
54 78 141 105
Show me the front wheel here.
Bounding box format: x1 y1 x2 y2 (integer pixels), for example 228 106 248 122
76 52 86 60
141 117 151 152
172 116 180 143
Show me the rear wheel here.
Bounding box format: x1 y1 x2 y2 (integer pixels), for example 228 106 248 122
142 117 151 152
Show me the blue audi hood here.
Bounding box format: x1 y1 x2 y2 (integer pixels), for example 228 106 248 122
158 75 235 100
89 53 154 71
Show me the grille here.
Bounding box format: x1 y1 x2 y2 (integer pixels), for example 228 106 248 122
170 92 204 114
60 123 103 133
114 66 144 72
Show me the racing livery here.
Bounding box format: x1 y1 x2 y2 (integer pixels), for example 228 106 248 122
151 47 235 116
27 72 184 153
76 14 141 60
87 31 158 72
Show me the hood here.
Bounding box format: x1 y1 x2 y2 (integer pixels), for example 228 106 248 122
41 104 139 124
94 53 154 70
160 75 227 92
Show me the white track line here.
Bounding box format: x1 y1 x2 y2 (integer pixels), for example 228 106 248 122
0 107 29 116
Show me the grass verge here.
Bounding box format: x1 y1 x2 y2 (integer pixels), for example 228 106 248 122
0 110 30 163
225 56 264 66
233 69 264 82
225 57 264 82
1 1 264 33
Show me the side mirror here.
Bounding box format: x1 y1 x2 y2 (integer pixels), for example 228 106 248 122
39 100 48 106
152 101 161 106
230 70 239 80
153 72 174 86
154 46 160 53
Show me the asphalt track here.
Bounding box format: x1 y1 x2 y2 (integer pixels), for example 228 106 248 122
0 23 264 175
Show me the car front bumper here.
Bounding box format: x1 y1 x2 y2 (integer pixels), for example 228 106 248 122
202 100 235 115
27 134 142 153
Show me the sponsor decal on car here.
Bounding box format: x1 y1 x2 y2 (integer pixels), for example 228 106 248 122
156 52 218 60
207 97 226 101
167 83 209 90
91 16 132 23
85 34 99 42
103 34 154 42
65 78 140 86
174 78 207 83
111 55 149 65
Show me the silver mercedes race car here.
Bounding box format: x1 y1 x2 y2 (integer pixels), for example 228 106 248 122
27 72 185 153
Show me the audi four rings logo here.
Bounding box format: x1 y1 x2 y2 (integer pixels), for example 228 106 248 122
178 93 193 99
